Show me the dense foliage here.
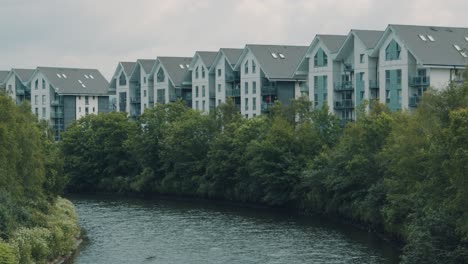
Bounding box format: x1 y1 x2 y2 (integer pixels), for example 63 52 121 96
0 94 79 264
62 79 468 263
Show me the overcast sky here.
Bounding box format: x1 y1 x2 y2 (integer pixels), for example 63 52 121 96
1 0 467 79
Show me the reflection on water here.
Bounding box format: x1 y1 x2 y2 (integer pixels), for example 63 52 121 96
69 195 400 264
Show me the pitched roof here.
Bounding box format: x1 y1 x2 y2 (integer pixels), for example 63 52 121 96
158 57 192 87
196 51 218 68
0 71 9 84
138 59 156 74
37 67 110 96
12 69 35 83
352 30 384 49
237 44 308 79
317 35 348 53
221 48 243 66
120 62 136 77
374 24 468 66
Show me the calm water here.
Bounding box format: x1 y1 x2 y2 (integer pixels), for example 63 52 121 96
69 195 400 264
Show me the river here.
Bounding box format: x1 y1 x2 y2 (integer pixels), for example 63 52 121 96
69 195 400 264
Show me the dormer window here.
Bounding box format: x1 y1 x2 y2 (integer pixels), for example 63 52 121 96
252 60 256 74
385 40 401 61
314 48 328 67
157 68 165 83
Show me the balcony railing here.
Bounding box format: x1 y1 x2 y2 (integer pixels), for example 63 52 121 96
50 100 63 106
209 90 216 98
50 112 64 119
261 85 277 95
409 76 430 86
226 88 240 97
369 80 379 89
149 96 154 103
130 97 141 103
334 99 354 110
261 102 274 112
334 81 354 91
53 124 64 131
409 96 420 107
225 73 240 82
344 63 354 72
16 88 25 95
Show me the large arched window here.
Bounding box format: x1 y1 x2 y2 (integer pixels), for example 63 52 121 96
385 40 401 61
157 68 165 83
314 48 328 67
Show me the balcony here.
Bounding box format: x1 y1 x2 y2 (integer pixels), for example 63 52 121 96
130 97 141 104
226 88 240 97
369 80 379 90
334 81 354 92
119 102 126 111
149 96 154 104
261 85 277 95
53 124 64 131
209 90 216 98
409 96 420 107
334 99 354 110
50 100 63 106
344 63 354 72
226 73 240 83
50 112 64 119
261 102 274 112
157 95 165 103
409 76 430 87
16 88 25 95
184 93 192 101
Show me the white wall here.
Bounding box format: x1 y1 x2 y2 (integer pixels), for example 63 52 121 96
308 42 335 112
30 72 51 122
140 66 153 113
154 64 170 104
76 95 98 120
5 74 16 101
192 56 211 113
214 53 227 106
116 66 130 113
239 51 261 118
429 68 451 91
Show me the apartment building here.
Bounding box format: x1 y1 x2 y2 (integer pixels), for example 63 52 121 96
30 67 110 140
210 48 243 109
129 59 156 116
372 24 468 111
150 57 192 107
235 44 308 118
0 71 8 91
3 69 35 105
334 30 383 119
108 62 136 113
190 51 218 113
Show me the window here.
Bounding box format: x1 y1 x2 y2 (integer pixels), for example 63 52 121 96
454 44 461 51
143 77 146 84
418 34 427 41
195 86 199 97
218 84 221 93
85 74 89 79
360 54 365 63
93 107 95 113
7 85 12 94
202 67 205 78
202 85 206 97
252 81 256 94
245 98 248 110
465 36 468 42
79 107 81 113
278 53 285 59
217 69 222 77
157 68 165 82
245 82 248 94
252 60 256 73
85 107 89 115
195 67 199 79
271 53 278 59
427 35 435 42
35 79 38 89
144 90 147 97
179 64 185 69
195 101 199 110
89 74 94 79
119 72 127 85
85 96 89 105
385 40 401 60
57 73 62 78
324 93 328 101
42 95 46 105
42 79 45 89
244 61 248 74
218 99 221 105
314 48 328 67
35 108 38 116
62 74 67 78
42 107 46 118
252 97 256 110
385 70 390 85
202 100 206 111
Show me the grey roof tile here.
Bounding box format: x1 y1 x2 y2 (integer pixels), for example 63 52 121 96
352 30 384 49
221 48 243 66
13 69 35 83
158 57 192 87
197 51 218 68
37 67 109 95
318 35 347 53
120 62 136 77
246 44 308 79
137 59 156 74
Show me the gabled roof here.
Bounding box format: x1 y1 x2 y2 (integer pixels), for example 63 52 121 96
10 69 35 83
36 67 109 96
372 24 468 67
152 57 192 87
189 51 218 71
318 35 348 53
208 48 243 73
335 30 384 60
138 59 156 74
0 71 9 84
121 62 137 77
235 44 308 80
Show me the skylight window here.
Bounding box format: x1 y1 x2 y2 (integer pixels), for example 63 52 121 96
56 73 62 78
179 64 185 69
186 64 190 68
271 53 278 59
279 53 285 59
81 84 86 88
465 36 468 42
62 74 67 78
84 74 89 79
78 80 83 84
89 75 94 79
427 35 435 41
461 50 468 58
454 44 461 51
418 34 427 41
